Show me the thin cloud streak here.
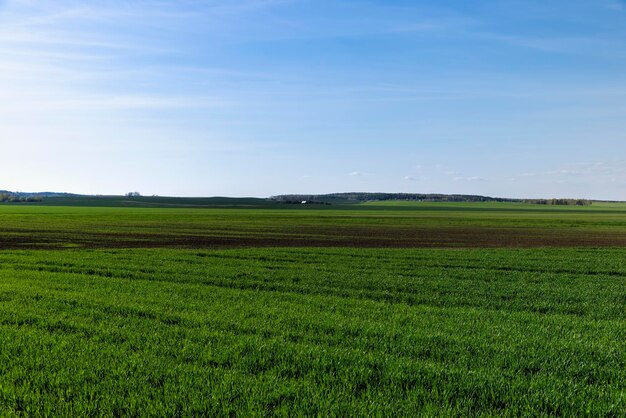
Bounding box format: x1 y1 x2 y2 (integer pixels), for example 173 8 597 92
0 92 229 113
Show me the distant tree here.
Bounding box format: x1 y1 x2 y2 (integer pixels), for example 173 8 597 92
125 192 141 198
0 193 43 203
523 198 592 206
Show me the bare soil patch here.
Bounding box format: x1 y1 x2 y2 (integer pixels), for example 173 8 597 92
2 226 626 250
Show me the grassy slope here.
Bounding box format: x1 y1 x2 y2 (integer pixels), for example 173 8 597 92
0 248 624 416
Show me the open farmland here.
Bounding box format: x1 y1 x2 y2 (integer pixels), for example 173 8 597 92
2 202 626 249
0 202 625 416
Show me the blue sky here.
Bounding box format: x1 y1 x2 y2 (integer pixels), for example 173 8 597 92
1 0 625 199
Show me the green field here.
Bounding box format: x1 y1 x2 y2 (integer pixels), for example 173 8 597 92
3 202 626 249
1 202 625 416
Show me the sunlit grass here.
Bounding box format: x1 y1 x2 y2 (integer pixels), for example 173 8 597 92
1 247 624 416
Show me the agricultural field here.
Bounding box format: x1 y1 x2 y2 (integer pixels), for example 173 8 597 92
0 202 625 416
2 202 626 250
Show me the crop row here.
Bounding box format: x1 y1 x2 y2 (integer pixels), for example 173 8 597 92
0 247 624 415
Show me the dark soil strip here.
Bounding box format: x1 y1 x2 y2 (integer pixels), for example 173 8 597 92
1 226 626 250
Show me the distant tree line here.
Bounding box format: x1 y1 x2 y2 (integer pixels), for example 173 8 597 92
279 200 330 205
0 193 43 203
271 193 594 206
271 193 518 204
523 199 592 206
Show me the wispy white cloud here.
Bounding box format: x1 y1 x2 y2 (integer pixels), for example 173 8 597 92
479 33 625 55
0 0 242 118
387 15 478 34
515 161 626 181
453 176 485 182
605 1 625 11
0 93 227 113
